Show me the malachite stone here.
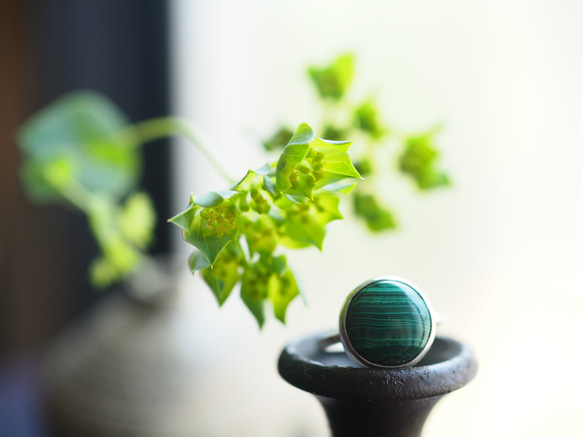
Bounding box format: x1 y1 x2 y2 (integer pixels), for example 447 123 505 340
344 279 432 367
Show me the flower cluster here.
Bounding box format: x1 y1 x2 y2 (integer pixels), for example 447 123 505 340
169 123 361 327
201 203 237 238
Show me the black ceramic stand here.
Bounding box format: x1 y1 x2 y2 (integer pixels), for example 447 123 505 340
278 333 477 437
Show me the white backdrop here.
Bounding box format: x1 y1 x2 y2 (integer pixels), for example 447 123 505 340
170 1 583 436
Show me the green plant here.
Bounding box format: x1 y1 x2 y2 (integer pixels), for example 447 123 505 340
265 54 450 232
17 55 449 328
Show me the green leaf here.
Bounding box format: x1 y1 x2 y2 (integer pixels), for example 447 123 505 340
201 248 240 306
280 193 342 250
398 132 450 190
182 216 237 267
167 195 197 231
168 190 239 231
93 232 141 284
313 191 344 223
353 191 397 232
310 137 362 189
268 268 300 324
321 124 351 142
321 180 358 195
80 192 151 289
262 126 294 151
17 90 140 202
232 164 271 191
240 214 278 255
240 264 269 328
42 156 76 188
264 254 287 276
308 54 355 101
287 170 317 200
102 236 141 273
169 192 240 266
418 172 450 189
188 249 211 272
263 174 276 194
275 123 314 192
20 158 73 201
89 257 122 289
353 158 373 178
275 124 361 200
287 122 316 146
354 98 387 140
193 190 240 208
281 212 325 250
119 192 156 249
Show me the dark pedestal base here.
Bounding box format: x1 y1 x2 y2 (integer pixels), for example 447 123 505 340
278 333 477 437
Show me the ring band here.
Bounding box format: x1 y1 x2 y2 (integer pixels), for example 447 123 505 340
339 276 436 368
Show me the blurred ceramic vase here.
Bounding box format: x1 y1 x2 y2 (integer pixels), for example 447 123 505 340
40 258 203 437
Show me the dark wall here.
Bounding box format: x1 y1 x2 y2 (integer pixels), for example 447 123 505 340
32 0 172 255
0 0 171 358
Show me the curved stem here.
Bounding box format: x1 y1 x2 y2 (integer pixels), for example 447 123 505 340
125 117 235 184
59 181 95 212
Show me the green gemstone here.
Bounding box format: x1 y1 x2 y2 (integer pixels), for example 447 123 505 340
344 279 432 367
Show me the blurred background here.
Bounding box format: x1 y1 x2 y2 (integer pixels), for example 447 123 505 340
2 0 583 436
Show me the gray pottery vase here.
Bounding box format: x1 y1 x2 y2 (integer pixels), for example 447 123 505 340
40 259 202 437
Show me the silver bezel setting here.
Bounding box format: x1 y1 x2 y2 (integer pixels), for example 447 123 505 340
339 275 437 369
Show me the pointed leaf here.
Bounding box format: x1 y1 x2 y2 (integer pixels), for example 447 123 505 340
17 90 140 201
118 192 156 249
277 235 312 250
241 215 278 255
262 126 294 152
353 192 397 232
268 268 300 324
263 174 276 194
275 123 314 192
240 265 268 328
280 210 326 250
284 171 316 199
353 158 373 178
201 251 240 306
170 192 240 266
279 191 343 250
313 192 344 224
193 190 239 208
89 257 122 289
20 158 72 201
321 124 351 142
259 254 287 276
168 195 197 231
281 193 304 205
287 123 316 146
232 163 271 190
188 249 211 273
308 54 355 101
87 196 141 273
354 98 388 140
399 133 450 190
182 216 237 267
321 180 358 195
310 137 362 189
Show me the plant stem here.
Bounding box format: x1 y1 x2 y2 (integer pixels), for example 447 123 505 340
59 182 95 212
127 117 235 184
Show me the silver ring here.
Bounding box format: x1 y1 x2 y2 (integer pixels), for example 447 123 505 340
339 276 436 369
